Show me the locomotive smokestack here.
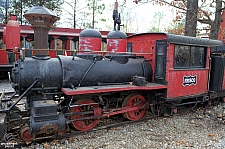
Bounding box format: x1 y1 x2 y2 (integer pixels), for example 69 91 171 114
24 6 59 57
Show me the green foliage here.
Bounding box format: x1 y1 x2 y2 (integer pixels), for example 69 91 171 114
148 12 165 32
80 0 105 29
166 21 185 35
149 27 160 32
7 0 63 24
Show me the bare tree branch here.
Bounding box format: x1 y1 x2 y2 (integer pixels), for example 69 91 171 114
197 19 212 25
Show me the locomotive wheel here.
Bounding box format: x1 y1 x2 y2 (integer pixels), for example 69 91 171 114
70 99 99 131
20 125 34 143
122 93 146 121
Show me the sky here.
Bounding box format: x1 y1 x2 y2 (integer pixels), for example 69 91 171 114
57 0 175 33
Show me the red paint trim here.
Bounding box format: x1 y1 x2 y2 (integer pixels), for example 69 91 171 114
62 83 167 95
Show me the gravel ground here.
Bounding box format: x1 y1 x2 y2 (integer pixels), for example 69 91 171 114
1 79 225 149
20 104 225 149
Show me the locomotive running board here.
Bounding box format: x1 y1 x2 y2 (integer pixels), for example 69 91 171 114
62 83 167 95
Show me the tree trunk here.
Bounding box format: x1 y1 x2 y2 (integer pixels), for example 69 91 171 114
73 0 77 29
5 0 8 24
209 0 222 39
184 0 198 37
92 0 95 29
20 1 23 25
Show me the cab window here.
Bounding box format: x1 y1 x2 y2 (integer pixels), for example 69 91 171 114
174 45 206 69
174 45 190 68
190 47 205 68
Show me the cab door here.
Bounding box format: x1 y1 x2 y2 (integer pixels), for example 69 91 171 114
154 40 167 85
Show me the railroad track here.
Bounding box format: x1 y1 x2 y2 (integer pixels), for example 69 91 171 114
2 104 202 148
0 114 158 148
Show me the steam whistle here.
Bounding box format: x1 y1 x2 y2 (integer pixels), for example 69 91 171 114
113 1 122 31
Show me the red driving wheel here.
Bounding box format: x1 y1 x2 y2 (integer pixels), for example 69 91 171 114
122 93 146 121
70 99 99 131
20 125 34 143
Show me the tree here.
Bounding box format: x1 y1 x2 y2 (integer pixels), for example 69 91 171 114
9 0 63 24
169 0 222 39
133 0 224 39
198 0 222 39
149 12 165 32
63 0 81 28
85 0 106 29
11 0 27 24
0 0 13 23
166 20 185 35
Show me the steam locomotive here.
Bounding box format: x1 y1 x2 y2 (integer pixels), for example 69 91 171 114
1 32 225 143
1 5 225 144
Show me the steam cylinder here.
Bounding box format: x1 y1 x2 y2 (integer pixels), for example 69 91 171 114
107 30 127 52
79 29 102 52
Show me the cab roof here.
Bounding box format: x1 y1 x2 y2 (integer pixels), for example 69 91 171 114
128 32 224 47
